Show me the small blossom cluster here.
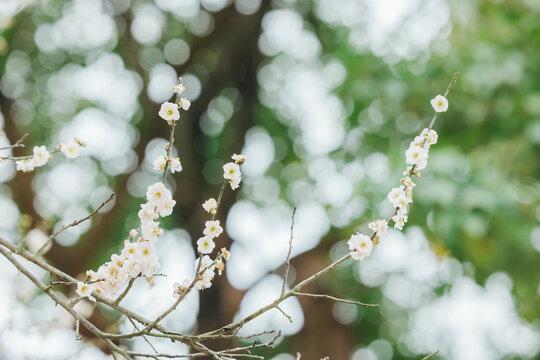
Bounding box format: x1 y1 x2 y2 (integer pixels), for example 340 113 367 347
172 248 230 297
388 127 438 231
347 95 448 262
77 182 176 301
223 153 246 190
153 155 182 174
15 138 84 173
158 77 191 123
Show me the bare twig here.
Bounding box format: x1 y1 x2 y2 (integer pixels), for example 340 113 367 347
294 292 379 307
35 193 116 257
422 350 439 360
276 305 293 323
113 276 136 307
281 207 296 296
0 133 28 151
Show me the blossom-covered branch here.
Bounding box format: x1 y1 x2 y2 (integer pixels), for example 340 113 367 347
0 73 459 360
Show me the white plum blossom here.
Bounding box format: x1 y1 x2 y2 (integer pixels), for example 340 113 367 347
203 220 223 239
124 259 142 277
223 162 240 180
401 176 416 188
430 95 449 112
146 182 172 209
392 211 408 230
194 255 216 290
405 145 428 169
202 198 218 213
121 240 138 258
158 102 180 121
368 220 388 238
158 198 176 217
60 140 81 159
138 203 156 224
223 162 242 190
76 282 96 302
15 159 35 172
153 155 167 171
141 221 161 241
170 158 182 173
347 233 373 261
229 176 241 190
421 128 438 146
197 236 215 254
179 98 191 110
388 186 406 207
32 145 49 167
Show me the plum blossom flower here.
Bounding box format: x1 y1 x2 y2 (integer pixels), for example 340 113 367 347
405 145 428 169
197 236 215 254
159 102 180 121
392 211 408 230
153 156 167 171
61 140 80 159
170 158 182 173
203 220 223 239
76 282 96 302
430 95 448 112
32 145 49 167
179 98 191 110
347 233 373 260
368 220 388 238
202 198 218 213
15 159 35 172
146 182 172 208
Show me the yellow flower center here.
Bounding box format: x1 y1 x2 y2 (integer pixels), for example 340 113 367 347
167 109 173 115
437 100 443 107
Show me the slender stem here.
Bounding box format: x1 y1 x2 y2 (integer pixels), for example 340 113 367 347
294 292 379 307
161 122 177 183
113 276 136 307
422 350 440 360
281 207 296 296
35 193 116 257
212 180 229 221
1 149 61 161
0 133 28 151
428 72 460 130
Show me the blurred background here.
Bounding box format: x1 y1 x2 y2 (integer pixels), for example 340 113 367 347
0 0 539 359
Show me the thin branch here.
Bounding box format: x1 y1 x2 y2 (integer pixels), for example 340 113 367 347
35 193 115 257
161 122 177 183
422 350 439 360
281 207 296 296
113 276 136 307
276 306 293 323
294 292 379 307
0 133 28 151
428 72 460 130
126 316 159 355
